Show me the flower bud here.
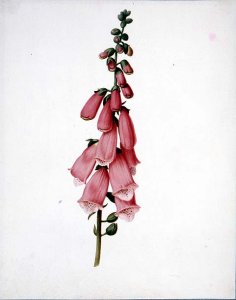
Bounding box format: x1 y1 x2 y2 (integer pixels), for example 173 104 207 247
99 48 115 59
121 60 133 75
121 33 129 41
111 28 121 35
121 84 133 99
118 12 125 21
115 44 124 54
127 46 133 56
120 21 126 28
107 57 117 72
113 36 121 43
115 68 126 87
110 87 122 112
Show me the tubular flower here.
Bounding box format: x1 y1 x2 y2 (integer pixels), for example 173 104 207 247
110 88 122 112
119 108 137 150
78 168 109 214
109 152 138 201
115 68 127 87
121 83 133 99
97 98 113 132
115 195 140 222
107 57 117 72
80 89 107 120
95 124 117 166
120 60 133 75
69 143 97 185
121 146 140 175
99 48 115 59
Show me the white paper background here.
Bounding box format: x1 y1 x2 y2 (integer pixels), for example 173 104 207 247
0 0 235 298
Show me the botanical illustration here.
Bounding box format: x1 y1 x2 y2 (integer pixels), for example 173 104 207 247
69 9 140 267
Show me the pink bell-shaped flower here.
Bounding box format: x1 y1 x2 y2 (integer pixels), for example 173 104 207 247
69 143 97 186
95 123 117 166
115 195 140 222
121 146 140 175
121 83 133 99
115 68 127 87
78 168 109 214
110 88 122 112
80 89 107 120
120 59 134 75
109 152 138 201
97 98 113 132
119 108 137 150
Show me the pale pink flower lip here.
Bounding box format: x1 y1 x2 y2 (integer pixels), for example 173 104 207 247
95 124 117 166
80 89 107 120
121 146 140 175
115 195 140 222
97 98 113 132
119 108 137 150
78 168 109 214
109 152 138 201
69 143 97 185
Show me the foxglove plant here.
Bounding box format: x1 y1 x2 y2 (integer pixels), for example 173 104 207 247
69 9 140 267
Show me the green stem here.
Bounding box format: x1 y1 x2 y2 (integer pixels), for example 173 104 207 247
94 209 102 267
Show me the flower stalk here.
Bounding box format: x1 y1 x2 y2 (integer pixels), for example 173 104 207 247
69 9 140 267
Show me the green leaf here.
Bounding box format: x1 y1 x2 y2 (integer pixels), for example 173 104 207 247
111 28 121 35
106 192 115 203
107 212 118 223
93 225 97 236
126 18 133 24
88 211 96 220
106 223 118 236
103 203 108 208
98 88 107 96
86 139 98 147
121 33 129 41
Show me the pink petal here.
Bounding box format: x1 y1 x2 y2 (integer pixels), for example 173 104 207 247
119 108 137 150
115 196 140 222
80 92 105 120
97 99 113 132
95 124 117 165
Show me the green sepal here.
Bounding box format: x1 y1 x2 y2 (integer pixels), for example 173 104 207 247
111 85 120 92
106 192 115 203
120 59 129 69
88 212 96 220
121 33 129 41
103 203 108 208
97 88 107 96
125 18 133 24
111 28 121 35
122 43 129 54
103 94 111 105
86 138 99 147
106 223 118 236
93 225 97 236
107 212 118 223
115 67 122 75
120 21 126 28
106 48 116 56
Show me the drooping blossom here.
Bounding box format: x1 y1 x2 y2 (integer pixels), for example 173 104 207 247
97 98 113 132
69 143 97 186
78 168 109 214
99 48 115 59
119 108 137 150
115 68 126 87
80 89 107 120
115 195 140 222
121 84 133 99
110 88 122 112
107 57 117 72
121 146 140 175
109 152 138 201
95 123 117 166
121 60 133 75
